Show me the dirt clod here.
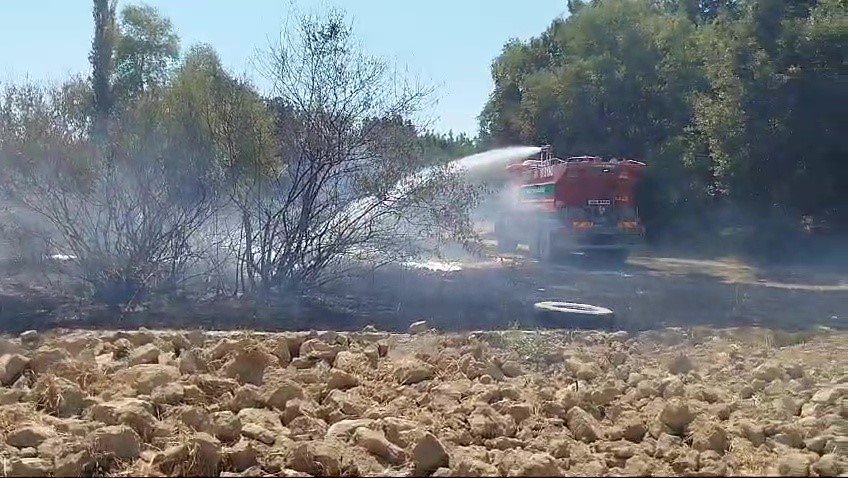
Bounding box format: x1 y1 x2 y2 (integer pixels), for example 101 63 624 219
353 426 407 465
213 410 243 443
659 400 695 435
0 353 30 386
0 326 841 477
690 421 729 453
113 363 180 394
20 330 40 348
264 380 305 410
54 450 95 477
567 406 603 443
413 432 449 474
776 452 813 476
288 440 344 476
29 347 71 374
7 457 52 477
224 439 259 472
223 348 273 385
812 453 844 477
393 360 434 385
500 360 524 377
327 369 359 390
92 425 141 460
128 343 161 366
6 425 55 448
34 376 87 417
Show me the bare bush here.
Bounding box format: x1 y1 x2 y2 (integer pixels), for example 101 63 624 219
0 83 221 305
215 10 480 293
6 160 218 304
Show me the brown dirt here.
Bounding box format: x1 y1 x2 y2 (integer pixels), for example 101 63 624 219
0 326 846 476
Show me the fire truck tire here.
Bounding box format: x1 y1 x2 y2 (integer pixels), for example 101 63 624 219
531 229 555 262
494 219 517 253
533 302 616 329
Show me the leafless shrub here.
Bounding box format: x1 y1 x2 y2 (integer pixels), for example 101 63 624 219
214 9 481 294
6 157 220 305
0 83 222 305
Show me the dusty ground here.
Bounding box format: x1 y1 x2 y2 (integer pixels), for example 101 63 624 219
0 326 846 476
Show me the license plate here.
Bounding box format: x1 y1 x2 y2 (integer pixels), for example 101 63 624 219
588 199 611 206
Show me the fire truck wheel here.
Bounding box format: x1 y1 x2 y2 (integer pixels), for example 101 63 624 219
494 219 517 253
531 229 555 262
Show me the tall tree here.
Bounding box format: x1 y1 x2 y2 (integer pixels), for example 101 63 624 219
567 0 587 14
89 0 117 137
114 3 180 101
480 0 848 242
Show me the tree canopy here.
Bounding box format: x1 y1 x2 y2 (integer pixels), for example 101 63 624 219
480 0 847 244
114 3 180 100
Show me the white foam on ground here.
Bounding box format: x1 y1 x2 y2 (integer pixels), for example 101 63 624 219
47 254 77 261
401 260 462 272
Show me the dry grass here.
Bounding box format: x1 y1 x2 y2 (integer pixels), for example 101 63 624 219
487 324 556 363
727 439 775 476
0 406 24 442
33 375 66 417
765 329 817 349
56 360 110 392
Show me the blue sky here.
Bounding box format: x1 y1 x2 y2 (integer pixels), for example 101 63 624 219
0 1 567 136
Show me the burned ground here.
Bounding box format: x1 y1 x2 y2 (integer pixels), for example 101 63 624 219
3 246 844 335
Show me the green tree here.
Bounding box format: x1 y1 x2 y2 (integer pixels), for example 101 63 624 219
90 0 117 135
480 0 848 245
114 3 180 101
419 130 479 163
691 0 846 219
653 0 742 23
167 43 278 181
567 0 587 15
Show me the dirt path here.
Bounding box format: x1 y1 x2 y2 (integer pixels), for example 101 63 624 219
329 251 848 333
0 251 845 476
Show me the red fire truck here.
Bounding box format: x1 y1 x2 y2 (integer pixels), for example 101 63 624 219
495 146 647 261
